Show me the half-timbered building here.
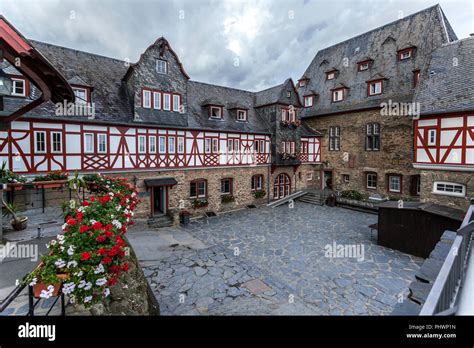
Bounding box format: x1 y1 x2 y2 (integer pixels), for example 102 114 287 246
0 20 321 221
413 36 474 210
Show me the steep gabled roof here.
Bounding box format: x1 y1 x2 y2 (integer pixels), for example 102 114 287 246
254 78 300 107
414 37 474 115
299 4 457 119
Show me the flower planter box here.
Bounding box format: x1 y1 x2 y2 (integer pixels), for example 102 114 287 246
85 182 100 192
32 180 68 189
32 273 68 298
4 183 25 191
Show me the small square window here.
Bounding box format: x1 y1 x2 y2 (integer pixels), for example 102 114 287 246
366 173 377 189
12 79 26 97
327 72 335 80
237 110 247 121
156 59 167 74
210 106 222 119
73 87 88 104
343 174 350 183
304 96 313 107
368 81 382 96
358 62 369 71
332 89 344 102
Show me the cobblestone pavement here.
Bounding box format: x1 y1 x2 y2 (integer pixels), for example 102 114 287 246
129 202 423 315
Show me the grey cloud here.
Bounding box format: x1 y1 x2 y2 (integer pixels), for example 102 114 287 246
2 0 473 91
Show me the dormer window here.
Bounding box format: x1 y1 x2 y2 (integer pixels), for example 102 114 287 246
367 80 383 96
332 88 344 102
304 95 314 107
398 47 415 61
298 79 308 88
156 59 167 74
357 59 373 72
326 72 335 80
237 109 248 121
73 87 89 104
11 78 27 97
286 91 291 98
210 106 222 119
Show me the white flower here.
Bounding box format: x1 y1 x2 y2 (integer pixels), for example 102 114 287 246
50 240 57 246
57 234 65 241
54 259 66 268
131 192 136 198
94 264 105 274
96 278 107 286
67 245 75 256
62 282 75 294
112 219 122 229
78 206 85 213
60 246 65 252
74 270 83 277
39 285 55 299
109 192 114 197
67 261 78 268
84 282 92 291
90 219 97 225
116 205 122 212
62 223 68 230
84 295 92 303
78 280 86 288
103 288 110 297
29 277 37 286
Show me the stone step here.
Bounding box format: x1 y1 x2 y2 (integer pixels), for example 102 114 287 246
147 215 174 228
415 258 444 283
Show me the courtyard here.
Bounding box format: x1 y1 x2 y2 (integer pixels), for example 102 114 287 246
127 202 423 315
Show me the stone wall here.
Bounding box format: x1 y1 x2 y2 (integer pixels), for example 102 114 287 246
420 170 473 211
304 109 420 199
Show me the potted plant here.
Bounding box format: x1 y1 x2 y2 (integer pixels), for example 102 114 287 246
2 201 28 231
0 161 27 191
28 264 69 298
179 210 191 225
253 190 266 199
33 170 69 189
82 173 103 192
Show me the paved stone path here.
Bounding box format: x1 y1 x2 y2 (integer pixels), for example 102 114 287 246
128 202 423 315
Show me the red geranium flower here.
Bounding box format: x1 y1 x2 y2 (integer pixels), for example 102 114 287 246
67 218 77 226
102 256 112 265
81 252 91 261
96 235 106 242
82 201 90 207
92 221 103 230
107 277 117 286
122 263 129 271
79 225 89 233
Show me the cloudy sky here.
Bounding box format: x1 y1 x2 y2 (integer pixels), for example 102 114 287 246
2 0 473 91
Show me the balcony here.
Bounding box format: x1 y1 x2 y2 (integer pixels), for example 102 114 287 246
273 153 301 166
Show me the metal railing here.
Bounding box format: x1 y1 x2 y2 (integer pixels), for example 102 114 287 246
420 201 474 315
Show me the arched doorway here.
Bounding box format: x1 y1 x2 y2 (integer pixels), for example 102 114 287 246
273 173 291 199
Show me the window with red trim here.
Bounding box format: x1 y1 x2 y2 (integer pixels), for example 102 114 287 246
332 88 344 102
367 80 383 96
398 48 414 61
237 109 248 121
220 178 233 195
190 179 207 198
251 174 264 191
210 106 222 119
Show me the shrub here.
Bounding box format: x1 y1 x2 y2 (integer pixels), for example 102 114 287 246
340 190 364 201
253 190 266 199
191 198 208 208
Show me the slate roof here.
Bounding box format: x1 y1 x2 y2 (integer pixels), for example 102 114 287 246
299 4 458 119
414 37 474 115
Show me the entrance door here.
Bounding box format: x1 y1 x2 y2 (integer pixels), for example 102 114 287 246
273 173 291 200
323 170 333 190
153 186 166 215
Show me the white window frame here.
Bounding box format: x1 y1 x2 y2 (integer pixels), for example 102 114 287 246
156 59 167 74
138 135 146 154
172 94 181 112
366 173 377 189
368 81 382 96
433 181 466 197
304 96 313 107
35 131 46 153
163 93 171 111
205 138 211 153
212 138 219 153
149 136 156 153
234 139 240 153
168 136 176 153
153 92 161 110
332 89 344 102
159 136 166 154
51 132 62 153
400 50 412 60
177 137 184 154
327 72 335 80
237 109 247 121
11 78 26 97
84 133 94 153
210 106 222 119
97 133 107 153
227 139 233 153
359 62 369 71
73 87 88 104
428 129 436 146
388 175 401 193
142 90 151 108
